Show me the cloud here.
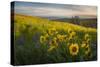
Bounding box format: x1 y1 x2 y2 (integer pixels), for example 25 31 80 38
14 2 97 18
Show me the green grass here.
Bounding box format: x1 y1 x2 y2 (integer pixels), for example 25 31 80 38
13 14 97 65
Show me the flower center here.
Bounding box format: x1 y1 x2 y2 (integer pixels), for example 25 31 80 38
72 47 77 52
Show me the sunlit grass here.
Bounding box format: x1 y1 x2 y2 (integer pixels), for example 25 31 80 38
14 14 97 65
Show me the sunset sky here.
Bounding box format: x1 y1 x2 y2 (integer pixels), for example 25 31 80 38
14 1 97 18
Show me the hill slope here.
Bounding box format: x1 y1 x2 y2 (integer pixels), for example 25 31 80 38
13 14 97 65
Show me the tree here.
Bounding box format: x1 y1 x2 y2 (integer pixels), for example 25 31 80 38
71 16 80 25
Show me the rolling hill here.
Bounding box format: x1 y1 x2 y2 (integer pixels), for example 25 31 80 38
13 14 97 65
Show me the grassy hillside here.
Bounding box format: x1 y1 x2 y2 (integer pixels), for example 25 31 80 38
13 14 97 65
52 18 97 28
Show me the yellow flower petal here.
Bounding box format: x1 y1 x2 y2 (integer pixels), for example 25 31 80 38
69 43 79 56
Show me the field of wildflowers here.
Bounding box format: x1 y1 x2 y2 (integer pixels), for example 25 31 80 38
13 14 97 65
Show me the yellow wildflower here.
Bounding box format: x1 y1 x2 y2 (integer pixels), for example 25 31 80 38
86 38 90 43
69 43 79 56
68 28 73 34
71 31 76 36
40 35 46 43
84 34 89 40
57 34 66 42
48 27 56 35
48 46 56 52
68 31 76 40
48 39 58 52
81 43 86 48
85 45 91 55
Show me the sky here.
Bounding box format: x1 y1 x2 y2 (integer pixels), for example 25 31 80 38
13 1 97 18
